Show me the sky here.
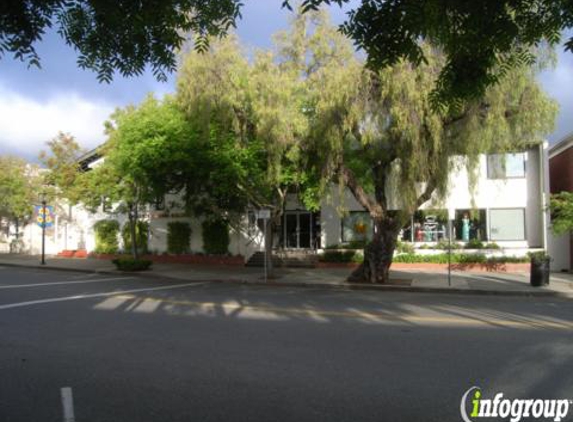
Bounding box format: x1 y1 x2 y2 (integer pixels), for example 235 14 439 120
0 1 571 162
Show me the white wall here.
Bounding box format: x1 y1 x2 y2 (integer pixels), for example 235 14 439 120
313 148 543 249
547 231 571 272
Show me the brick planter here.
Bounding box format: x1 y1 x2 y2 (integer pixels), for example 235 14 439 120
57 249 88 259
89 253 244 266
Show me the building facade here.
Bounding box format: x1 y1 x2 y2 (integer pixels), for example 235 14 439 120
2 145 550 262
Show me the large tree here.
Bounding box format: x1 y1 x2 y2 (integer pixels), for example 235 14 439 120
83 95 196 258
176 27 319 273
304 34 558 283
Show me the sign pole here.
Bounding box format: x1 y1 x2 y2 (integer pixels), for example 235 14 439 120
447 208 455 287
41 199 46 265
264 220 267 283
447 220 452 287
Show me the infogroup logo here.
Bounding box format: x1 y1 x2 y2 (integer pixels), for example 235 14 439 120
460 386 572 422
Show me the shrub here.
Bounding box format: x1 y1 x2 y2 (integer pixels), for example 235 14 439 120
202 219 230 255
485 242 500 249
112 258 152 271
167 221 192 254
465 239 484 249
93 220 120 254
435 239 462 250
527 251 551 263
396 240 415 254
121 221 149 254
319 250 363 263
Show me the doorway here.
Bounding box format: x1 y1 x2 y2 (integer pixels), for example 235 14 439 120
284 211 312 249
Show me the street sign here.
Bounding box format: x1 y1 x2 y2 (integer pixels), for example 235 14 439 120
255 209 271 219
35 205 55 228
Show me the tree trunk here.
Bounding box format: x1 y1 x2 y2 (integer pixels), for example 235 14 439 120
348 217 400 284
128 205 139 260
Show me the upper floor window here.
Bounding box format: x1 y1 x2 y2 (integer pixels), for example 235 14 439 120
487 153 526 179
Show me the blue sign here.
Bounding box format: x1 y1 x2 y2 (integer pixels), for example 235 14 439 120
35 205 55 228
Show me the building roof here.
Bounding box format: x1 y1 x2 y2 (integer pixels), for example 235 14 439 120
77 147 102 171
549 132 573 159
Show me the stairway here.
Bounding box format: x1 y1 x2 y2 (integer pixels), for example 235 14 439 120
245 250 318 268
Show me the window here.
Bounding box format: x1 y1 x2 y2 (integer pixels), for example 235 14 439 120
454 209 488 241
487 153 526 179
341 212 372 243
406 210 449 242
489 209 525 241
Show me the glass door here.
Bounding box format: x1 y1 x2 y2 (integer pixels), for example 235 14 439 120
298 213 311 248
284 212 313 249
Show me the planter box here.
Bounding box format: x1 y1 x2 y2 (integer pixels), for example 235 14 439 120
317 261 530 273
89 253 244 266
57 249 88 259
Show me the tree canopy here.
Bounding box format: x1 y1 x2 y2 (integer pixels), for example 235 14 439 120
0 156 41 225
2 1 571 102
0 0 242 82
286 0 572 104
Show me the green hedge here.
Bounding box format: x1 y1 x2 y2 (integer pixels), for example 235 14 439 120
319 250 363 263
202 219 230 255
121 221 149 254
93 220 119 254
393 253 529 264
112 258 152 271
167 221 191 254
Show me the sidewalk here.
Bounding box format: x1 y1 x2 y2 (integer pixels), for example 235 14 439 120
0 254 571 298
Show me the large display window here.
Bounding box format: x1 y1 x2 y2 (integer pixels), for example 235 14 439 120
489 208 525 241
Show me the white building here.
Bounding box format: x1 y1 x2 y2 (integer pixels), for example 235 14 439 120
4 144 549 261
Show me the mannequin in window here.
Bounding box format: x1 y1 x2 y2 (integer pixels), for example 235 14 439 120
462 213 470 242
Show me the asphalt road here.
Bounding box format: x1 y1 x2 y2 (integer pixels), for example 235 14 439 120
0 266 572 422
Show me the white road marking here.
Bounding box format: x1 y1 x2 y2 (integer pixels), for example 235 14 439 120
61 387 75 422
0 277 134 289
0 282 207 311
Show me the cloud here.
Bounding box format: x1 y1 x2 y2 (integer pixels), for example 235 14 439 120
0 82 114 160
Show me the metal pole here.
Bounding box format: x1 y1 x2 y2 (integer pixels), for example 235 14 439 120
447 219 452 286
41 199 46 265
264 219 268 283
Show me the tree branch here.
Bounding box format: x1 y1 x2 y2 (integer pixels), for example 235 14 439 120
414 177 437 209
339 163 383 216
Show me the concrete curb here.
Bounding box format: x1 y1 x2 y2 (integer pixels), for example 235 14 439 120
0 260 571 299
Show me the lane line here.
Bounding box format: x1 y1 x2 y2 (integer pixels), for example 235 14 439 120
0 277 134 289
0 282 208 311
113 294 573 330
61 387 75 422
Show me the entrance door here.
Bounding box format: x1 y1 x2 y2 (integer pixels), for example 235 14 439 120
284 212 312 249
